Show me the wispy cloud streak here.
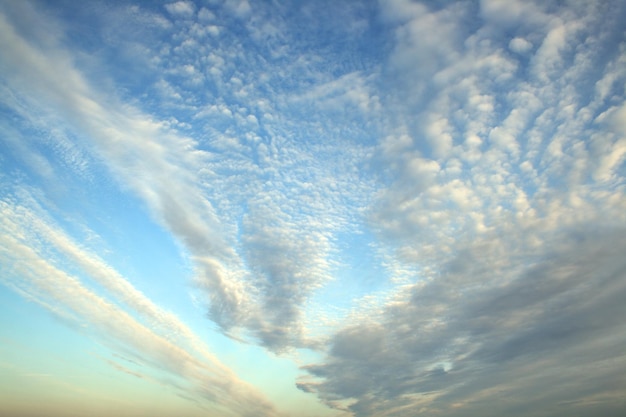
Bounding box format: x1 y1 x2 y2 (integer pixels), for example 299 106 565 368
0 198 279 417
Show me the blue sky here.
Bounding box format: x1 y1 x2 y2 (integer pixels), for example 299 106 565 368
1 0 625 416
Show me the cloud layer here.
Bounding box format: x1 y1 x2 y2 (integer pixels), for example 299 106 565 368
297 0 626 415
1 0 625 416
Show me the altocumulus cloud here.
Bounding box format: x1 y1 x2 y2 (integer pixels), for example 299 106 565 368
298 0 626 416
299 229 626 416
0 0 625 416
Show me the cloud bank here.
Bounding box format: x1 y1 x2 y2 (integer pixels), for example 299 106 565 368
1 0 625 416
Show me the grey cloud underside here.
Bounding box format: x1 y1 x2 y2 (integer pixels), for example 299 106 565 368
301 229 626 417
299 0 626 416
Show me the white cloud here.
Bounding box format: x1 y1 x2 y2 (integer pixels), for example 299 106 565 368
298 0 626 414
224 0 252 18
2 1 625 415
293 71 381 115
165 1 196 19
197 7 216 22
0 199 279 417
592 102 626 182
0 5 250 342
0 1 379 355
509 36 533 54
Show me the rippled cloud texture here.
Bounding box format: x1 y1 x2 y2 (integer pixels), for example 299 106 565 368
1 0 625 416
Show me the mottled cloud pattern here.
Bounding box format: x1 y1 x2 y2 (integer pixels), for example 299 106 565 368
299 1 626 416
0 0 625 416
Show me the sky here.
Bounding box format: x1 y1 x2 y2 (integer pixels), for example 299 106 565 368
0 0 625 416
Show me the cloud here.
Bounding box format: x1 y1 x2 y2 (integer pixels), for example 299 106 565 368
2 1 625 415
0 0 376 355
301 228 626 417
224 0 252 18
592 101 626 182
299 0 626 415
165 1 196 19
291 71 381 115
479 0 548 30
0 0 254 348
370 0 626 261
240 200 334 350
0 199 279 417
509 37 533 55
